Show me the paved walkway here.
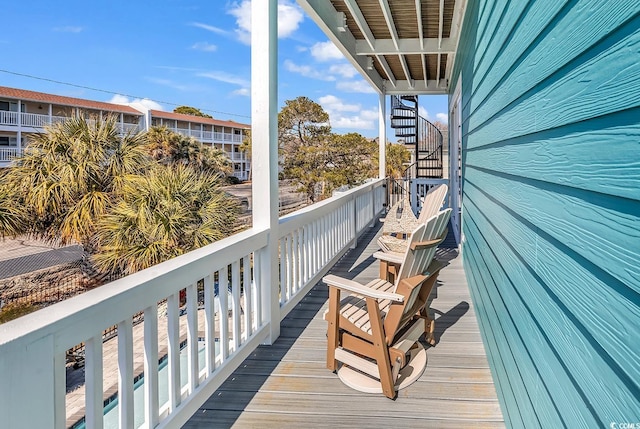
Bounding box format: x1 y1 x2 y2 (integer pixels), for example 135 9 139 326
0 243 84 280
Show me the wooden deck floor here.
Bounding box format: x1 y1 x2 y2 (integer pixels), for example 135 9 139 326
184 222 505 428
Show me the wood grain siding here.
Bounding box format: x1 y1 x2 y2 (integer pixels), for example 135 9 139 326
450 0 640 427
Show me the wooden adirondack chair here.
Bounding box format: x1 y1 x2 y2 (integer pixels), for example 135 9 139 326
378 184 448 253
323 208 451 399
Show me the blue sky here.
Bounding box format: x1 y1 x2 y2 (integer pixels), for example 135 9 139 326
0 0 448 139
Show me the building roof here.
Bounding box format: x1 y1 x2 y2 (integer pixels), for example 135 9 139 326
0 86 143 115
149 110 250 129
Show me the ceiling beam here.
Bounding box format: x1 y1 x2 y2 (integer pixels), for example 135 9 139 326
379 0 400 51
421 54 428 88
343 0 374 49
415 0 424 50
342 0 397 87
297 0 385 93
378 0 412 84
344 0 396 86
437 0 445 86
438 0 445 49
355 38 456 55
386 80 448 95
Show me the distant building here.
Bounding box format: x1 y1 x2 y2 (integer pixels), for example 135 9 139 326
0 86 250 180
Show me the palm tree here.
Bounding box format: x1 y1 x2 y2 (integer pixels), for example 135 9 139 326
2 113 149 246
239 130 252 181
146 126 232 177
1 115 241 278
93 164 239 275
0 173 26 237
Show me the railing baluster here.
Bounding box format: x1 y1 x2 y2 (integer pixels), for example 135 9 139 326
292 230 299 293
54 351 66 429
243 255 252 339
253 253 262 330
186 283 198 392
231 260 241 351
204 274 215 373
278 238 286 306
117 319 134 429
144 304 159 428
286 234 293 298
218 270 229 360
167 292 181 410
85 335 103 429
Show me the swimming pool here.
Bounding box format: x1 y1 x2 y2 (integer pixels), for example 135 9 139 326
74 340 215 428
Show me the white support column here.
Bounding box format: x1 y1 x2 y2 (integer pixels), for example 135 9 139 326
17 99 22 153
378 91 386 179
252 0 280 344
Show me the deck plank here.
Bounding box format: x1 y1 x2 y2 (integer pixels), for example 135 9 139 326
184 222 505 428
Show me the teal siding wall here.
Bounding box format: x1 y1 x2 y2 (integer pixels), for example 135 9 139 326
451 1 640 427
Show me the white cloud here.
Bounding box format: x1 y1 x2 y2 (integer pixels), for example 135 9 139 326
318 95 359 112
109 94 129 105
228 0 304 45
197 71 249 88
318 95 377 130
190 22 229 35
146 77 200 92
191 42 217 52
418 106 429 120
336 80 376 94
197 71 250 97
284 60 335 81
328 63 358 78
232 88 250 97
277 1 305 38
310 40 343 62
436 112 448 123
53 26 83 33
109 95 163 111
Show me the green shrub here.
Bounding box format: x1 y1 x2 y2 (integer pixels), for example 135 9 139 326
0 301 38 323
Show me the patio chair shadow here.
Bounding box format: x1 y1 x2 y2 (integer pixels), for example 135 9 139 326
431 300 470 344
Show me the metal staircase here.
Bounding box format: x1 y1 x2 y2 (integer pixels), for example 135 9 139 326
390 95 443 178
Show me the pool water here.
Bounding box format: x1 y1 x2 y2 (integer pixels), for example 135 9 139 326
75 341 215 428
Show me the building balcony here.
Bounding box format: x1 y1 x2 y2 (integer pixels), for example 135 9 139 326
164 127 243 144
0 111 140 134
0 179 502 428
0 147 22 163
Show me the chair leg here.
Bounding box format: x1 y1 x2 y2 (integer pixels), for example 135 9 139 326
426 314 436 346
379 259 389 281
366 297 396 399
326 287 340 371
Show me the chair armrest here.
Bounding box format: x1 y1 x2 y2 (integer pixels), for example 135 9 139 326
323 275 404 303
409 228 449 250
373 251 404 265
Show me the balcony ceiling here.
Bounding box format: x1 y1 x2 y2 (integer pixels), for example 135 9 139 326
297 0 467 95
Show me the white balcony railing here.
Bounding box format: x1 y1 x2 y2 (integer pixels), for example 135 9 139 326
0 147 22 162
161 128 243 144
0 112 140 134
0 178 386 428
225 151 246 161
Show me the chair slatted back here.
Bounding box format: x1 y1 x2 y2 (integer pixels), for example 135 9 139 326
395 208 451 283
383 208 452 343
418 184 448 224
